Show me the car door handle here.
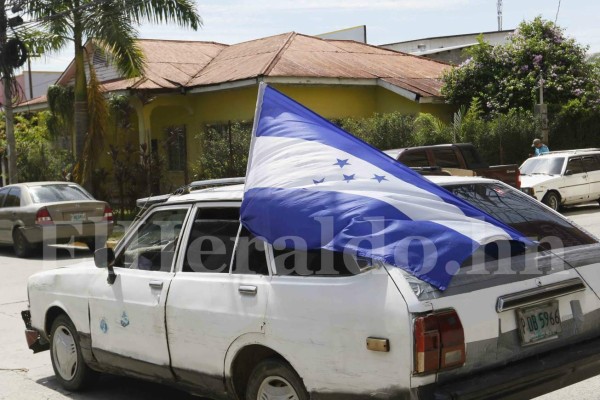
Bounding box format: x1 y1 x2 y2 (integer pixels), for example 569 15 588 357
149 281 164 290
239 285 257 296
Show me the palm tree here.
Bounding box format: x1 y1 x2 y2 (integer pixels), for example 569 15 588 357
23 0 201 183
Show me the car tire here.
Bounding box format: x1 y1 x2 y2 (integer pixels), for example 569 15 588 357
12 228 35 258
84 237 107 253
542 192 561 212
245 358 309 400
49 315 98 391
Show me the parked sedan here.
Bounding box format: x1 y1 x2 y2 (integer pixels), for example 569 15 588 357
520 149 600 210
0 182 113 257
22 177 600 400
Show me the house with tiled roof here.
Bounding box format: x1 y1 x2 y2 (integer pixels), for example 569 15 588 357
17 32 453 189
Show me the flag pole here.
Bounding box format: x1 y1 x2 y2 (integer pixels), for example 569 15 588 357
244 82 268 185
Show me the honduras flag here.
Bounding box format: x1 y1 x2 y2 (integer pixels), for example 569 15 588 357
241 84 528 290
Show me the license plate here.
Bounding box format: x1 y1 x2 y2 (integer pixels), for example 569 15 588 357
70 212 86 222
516 301 561 345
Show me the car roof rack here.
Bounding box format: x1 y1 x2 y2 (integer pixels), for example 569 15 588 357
543 148 600 155
136 177 246 209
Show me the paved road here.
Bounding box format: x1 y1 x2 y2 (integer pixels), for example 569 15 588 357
1 204 599 400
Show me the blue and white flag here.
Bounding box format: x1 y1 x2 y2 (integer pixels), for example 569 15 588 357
241 84 528 290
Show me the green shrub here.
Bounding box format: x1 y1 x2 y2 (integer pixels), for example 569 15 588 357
194 121 252 180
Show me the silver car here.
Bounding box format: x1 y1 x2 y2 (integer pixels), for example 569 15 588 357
0 182 113 257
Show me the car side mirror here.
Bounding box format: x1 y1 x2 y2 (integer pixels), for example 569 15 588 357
94 247 115 268
564 170 573 176
95 247 118 285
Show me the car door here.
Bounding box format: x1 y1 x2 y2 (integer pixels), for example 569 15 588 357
166 203 271 397
88 205 191 380
582 155 600 200
0 187 22 242
561 157 589 204
0 187 10 242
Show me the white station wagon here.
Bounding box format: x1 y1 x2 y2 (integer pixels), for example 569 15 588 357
520 149 600 211
22 176 600 400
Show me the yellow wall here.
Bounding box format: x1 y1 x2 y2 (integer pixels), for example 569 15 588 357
127 83 453 189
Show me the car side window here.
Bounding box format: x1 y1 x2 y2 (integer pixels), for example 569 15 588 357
566 158 584 175
0 188 8 207
181 207 270 275
115 208 188 271
232 227 270 275
183 207 239 273
582 156 600 172
272 247 370 277
432 149 461 168
399 150 429 167
4 187 21 207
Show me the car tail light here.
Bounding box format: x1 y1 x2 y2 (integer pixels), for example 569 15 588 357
414 310 465 374
35 208 53 225
103 206 113 222
516 168 521 189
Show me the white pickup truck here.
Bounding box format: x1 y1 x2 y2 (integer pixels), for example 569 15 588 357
22 176 600 400
520 149 600 211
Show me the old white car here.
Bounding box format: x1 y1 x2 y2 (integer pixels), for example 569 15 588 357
520 149 600 211
22 177 600 400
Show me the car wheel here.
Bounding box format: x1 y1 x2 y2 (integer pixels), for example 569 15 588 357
246 359 309 400
50 315 98 391
12 228 35 258
84 237 107 253
542 192 561 211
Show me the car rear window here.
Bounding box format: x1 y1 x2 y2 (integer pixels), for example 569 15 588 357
399 150 429 167
432 149 461 168
29 185 92 203
447 183 597 249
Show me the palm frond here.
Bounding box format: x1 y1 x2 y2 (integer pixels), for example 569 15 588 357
85 9 145 78
20 28 70 55
123 0 202 30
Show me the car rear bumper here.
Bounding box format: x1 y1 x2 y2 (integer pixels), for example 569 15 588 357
21 221 113 244
417 335 600 400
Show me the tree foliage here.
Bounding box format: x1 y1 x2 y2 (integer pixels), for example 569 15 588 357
194 122 252 180
0 112 74 182
442 17 599 115
23 0 202 192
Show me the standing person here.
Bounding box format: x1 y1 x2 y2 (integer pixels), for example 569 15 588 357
532 138 550 156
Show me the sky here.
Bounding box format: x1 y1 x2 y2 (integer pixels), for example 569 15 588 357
27 0 600 72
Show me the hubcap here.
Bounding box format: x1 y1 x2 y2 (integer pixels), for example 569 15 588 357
549 196 558 210
52 325 78 381
257 376 299 400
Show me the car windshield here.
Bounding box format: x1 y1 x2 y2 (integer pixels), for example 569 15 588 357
447 182 597 249
520 157 565 175
29 185 92 203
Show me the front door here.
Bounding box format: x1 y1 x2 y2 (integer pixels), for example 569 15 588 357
561 157 590 204
88 205 190 379
166 203 271 396
582 155 600 200
0 187 11 242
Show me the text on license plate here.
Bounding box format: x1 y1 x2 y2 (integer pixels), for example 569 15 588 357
71 213 86 222
516 301 561 345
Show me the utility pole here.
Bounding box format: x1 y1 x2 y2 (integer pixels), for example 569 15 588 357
497 0 503 31
534 75 549 145
0 0 18 184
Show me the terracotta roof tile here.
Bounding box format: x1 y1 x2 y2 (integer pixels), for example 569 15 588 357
18 33 450 109
187 33 449 98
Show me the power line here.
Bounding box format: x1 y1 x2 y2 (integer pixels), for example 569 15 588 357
555 0 562 24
